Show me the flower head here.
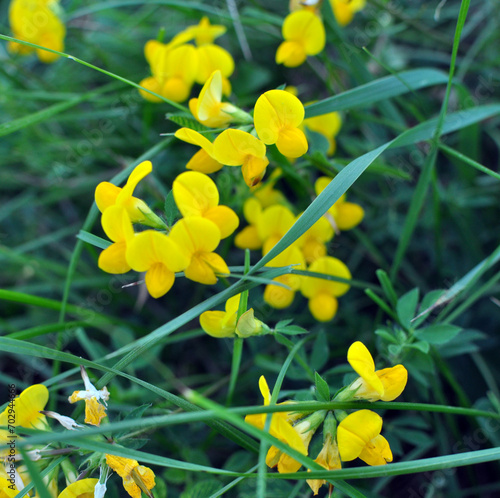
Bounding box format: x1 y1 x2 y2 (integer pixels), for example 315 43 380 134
330 0 366 26
200 293 241 338
68 366 110 426
245 376 308 473
345 341 408 402
276 9 325 67
125 230 190 298
58 478 99 498
106 454 155 498
0 384 49 430
337 409 393 466
9 0 66 63
254 90 308 157
175 128 223 174
213 129 269 186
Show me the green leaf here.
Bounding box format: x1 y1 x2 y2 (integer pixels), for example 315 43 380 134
415 324 462 345
77 230 111 249
274 323 308 336
376 269 399 307
164 189 180 227
166 112 211 132
396 288 420 329
406 341 430 354
305 68 449 117
314 372 331 402
310 331 329 371
374 328 399 344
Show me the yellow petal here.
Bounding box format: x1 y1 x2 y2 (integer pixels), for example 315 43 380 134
234 225 262 250
204 205 240 239
162 77 191 103
377 365 408 401
172 171 219 217
106 454 139 478
335 202 364 230
308 292 338 321
259 375 271 405
257 205 295 244
282 10 325 55
167 44 199 84
126 230 190 272
58 478 98 498
95 182 120 213
170 217 221 255
98 241 131 274
187 149 224 174
101 205 134 243
276 40 307 67
185 251 229 284
358 434 393 466
243 197 263 224
3 384 49 430
213 129 267 166
175 128 215 157
195 44 235 84
300 256 351 298
84 397 107 426
145 263 175 298
139 76 163 102
117 161 153 204
276 126 308 157
337 410 383 461
264 278 296 309
242 155 269 187
347 341 384 397
200 310 236 338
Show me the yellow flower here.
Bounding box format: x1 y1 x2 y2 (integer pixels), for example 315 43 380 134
264 245 305 310
276 10 325 67
296 214 335 264
125 230 190 298
172 170 239 238
257 204 297 255
345 341 408 402
234 197 264 250
300 256 351 322
98 205 135 274
0 465 58 497
315 176 364 231
139 41 199 103
200 293 241 338
330 0 366 26
174 127 224 174
303 108 342 155
58 478 98 498
9 0 66 63
95 161 164 228
0 479 17 498
106 454 155 498
254 89 308 158
189 70 239 128
68 366 109 426
245 376 308 473
184 16 227 46
213 129 269 186
170 217 229 284
337 409 393 466
0 384 49 430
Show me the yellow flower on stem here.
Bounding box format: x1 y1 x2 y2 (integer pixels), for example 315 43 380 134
68 366 109 427
125 230 190 298
300 256 351 322
200 293 241 338
189 70 243 128
174 127 223 174
254 89 308 157
0 384 49 430
58 478 99 498
106 454 155 498
303 108 342 156
337 409 393 466
264 245 305 309
9 0 66 63
170 217 229 284
245 376 308 473
342 341 408 402
315 176 364 231
98 205 135 274
296 214 335 264
95 161 165 228
172 170 239 239
213 129 269 187
329 0 366 26
276 9 325 67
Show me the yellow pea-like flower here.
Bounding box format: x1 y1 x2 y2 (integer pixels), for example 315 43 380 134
0 478 17 497
296 213 335 264
190 70 239 128
58 478 99 498
315 176 364 231
9 0 66 63
126 230 190 298
337 409 393 466
300 256 351 322
200 294 241 338
106 454 156 498
183 16 227 46
195 44 234 95
172 171 239 239
175 128 224 174
213 129 269 186
170 217 229 285
330 0 366 26
276 9 326 68
98 205 135 274
254 89 308 158
257 204 296 255
0 384 49 431
245 376 308 474
345 341 408 402
234 197 263 250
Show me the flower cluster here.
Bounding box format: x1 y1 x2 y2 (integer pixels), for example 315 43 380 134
95 161 238 298
8 0 65 63
245 341 408 495
139 17 234 103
